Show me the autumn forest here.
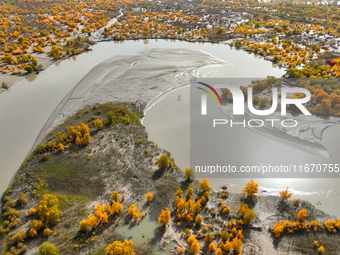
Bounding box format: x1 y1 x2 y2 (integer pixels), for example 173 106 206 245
1 0 340 254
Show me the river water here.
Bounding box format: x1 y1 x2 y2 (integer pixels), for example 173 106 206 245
1 39 338 216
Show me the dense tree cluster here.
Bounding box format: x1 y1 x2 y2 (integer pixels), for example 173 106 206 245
158 179 262 255
105 240 135 255
110 11 210 40
273 211 340 238
81 190 124 231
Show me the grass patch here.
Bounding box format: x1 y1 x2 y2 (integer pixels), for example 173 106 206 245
41 164 73 180
56 194 89 210
40 157 104 199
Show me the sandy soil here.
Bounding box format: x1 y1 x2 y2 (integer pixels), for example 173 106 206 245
26 48 227 150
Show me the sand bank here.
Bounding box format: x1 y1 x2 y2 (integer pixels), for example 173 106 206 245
29 48 227 152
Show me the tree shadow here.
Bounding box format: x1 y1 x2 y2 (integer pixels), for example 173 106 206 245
240 197 257 209
179 180 191 193
152 168 165 180
150 226 166 246
142 201 149 211
277 199 289 213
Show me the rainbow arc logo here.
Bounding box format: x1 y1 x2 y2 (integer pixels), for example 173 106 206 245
196 82 222 106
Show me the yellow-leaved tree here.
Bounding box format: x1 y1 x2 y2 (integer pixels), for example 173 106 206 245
272 222 284 238
93 119 103 129
105 240 135 255
183 168 194 181
79 220 89 232
318 245 325 253
187 236 200 254
112 191 119 202
157 154 170 169
37 194 61 225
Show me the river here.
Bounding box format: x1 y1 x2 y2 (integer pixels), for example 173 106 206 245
1 39 338 216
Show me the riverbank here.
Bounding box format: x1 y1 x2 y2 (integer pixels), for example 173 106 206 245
0 37 230 95
0 45 92 94
0 102 183 254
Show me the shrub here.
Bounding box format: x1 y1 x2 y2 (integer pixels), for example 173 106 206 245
107 111 114 124
79 220 89 232
43 228 53 237
11 229 26 243
157 154 170 169
24 65 33 73
93 119 103 128
39 242 59 255
195 215 203 225
217 26 225 34
30 208 37 216
18 193 27 205
183 168 194 181
2 81 8 89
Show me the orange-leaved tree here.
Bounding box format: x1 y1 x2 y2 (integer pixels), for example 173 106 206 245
242 179 259 200
158 209 170 226
279 187 292 200
297 209 307 222
198 178 211 193
145 192 153 202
